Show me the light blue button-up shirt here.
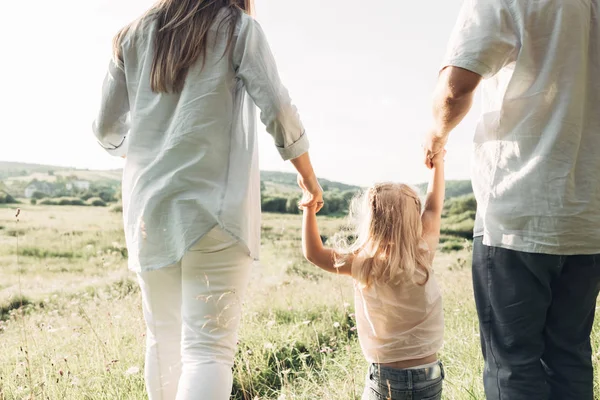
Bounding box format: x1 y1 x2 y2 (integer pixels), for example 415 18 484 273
93 10 309 271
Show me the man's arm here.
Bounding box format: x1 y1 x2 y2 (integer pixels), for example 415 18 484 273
424 0 519 167
423 67 482 168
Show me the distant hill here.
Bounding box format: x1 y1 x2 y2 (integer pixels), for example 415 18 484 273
0 161 121 183
0 161 69 180
416 180 473 199
0 162 361 196
260 171 361 194
0 161 473 202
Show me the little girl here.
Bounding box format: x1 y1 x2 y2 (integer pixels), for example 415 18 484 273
301 152 446 400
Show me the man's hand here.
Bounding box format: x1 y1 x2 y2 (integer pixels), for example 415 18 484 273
297 174 324 213
423 130 447 169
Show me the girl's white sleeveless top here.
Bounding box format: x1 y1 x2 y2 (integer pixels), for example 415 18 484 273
352 259 444 364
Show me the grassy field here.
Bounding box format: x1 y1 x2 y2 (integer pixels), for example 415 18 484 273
0 205 598 399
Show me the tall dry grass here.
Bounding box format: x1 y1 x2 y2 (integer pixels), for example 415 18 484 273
1 206 600 399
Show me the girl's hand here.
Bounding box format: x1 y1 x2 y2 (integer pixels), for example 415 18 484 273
430 149 446 168
423 130 447 169
297 174 324 212
302 203 319 214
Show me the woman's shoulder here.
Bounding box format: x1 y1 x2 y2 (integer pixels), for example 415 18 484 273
236 12 267 37
119 14 157 51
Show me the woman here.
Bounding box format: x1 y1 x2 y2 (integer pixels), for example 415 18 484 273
93 1 322 398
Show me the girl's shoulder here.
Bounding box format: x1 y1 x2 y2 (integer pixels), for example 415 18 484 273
349 250 372 287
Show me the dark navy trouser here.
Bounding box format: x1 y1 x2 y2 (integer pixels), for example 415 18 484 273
472 237 600 400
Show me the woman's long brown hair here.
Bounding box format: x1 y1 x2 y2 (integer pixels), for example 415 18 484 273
113 0 254 93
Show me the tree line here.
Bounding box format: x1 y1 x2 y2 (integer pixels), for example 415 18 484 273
261 189 358 216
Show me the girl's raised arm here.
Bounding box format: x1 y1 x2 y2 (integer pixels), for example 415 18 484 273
302 206 352 276
421 150 446 263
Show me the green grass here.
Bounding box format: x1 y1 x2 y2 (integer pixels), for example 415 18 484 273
0 206 598 399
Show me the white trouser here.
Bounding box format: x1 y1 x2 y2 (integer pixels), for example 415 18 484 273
137 227 253 400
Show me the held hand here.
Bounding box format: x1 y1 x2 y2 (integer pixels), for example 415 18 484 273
430 149 447 168
423 130 447 169
297 174 324 213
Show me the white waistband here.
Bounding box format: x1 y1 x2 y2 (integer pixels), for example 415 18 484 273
405 361 439 370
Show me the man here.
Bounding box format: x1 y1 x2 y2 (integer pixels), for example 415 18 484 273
423 0 600 399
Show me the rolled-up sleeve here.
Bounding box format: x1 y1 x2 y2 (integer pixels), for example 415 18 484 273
92 59 130 157
233 17 309 161
442 0 519 79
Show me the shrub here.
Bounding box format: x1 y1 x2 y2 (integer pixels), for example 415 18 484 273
441 219 475 239
20 247 81 259
342 190 358 205
39 197 86 206
110 204 123 213
58 197 85 206
30 198 37 205
98 190 116 203
440 240 465 253
285 196 301 214
80 191 95 201
323 192 345 215
443 194 477 217
261 196 287 213
87 197 107 207
0 295 33 322
31 191 48 200
0 192 18 204
38 198 58 206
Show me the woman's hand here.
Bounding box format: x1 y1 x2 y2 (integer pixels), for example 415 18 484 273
297 174 324 212
290 152 324 212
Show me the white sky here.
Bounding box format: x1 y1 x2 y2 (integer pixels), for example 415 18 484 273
0 0 479 186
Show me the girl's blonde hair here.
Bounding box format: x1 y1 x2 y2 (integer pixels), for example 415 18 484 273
336 183 430 287
113 0 254 93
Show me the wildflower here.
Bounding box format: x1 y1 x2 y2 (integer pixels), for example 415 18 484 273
333 322 341 329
